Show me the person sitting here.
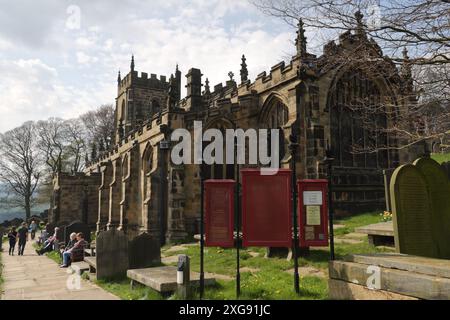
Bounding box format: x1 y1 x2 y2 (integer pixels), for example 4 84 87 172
36 227 59 255
38 228 49 245
61 232 88 268
60 233 77 256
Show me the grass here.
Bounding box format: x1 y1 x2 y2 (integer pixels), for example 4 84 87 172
431 153 450 164
334 211 381 236
96 278 165 300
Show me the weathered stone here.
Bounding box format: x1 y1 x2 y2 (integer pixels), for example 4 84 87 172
329 256 450 300
127 266 215 293
128 232 161 269
414 158 450 259
390 164 438 258
328 279 418 300
95 229 129 280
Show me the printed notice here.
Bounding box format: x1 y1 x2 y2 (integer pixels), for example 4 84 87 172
306 206 321 226
305 226 315 240
303 191 323 205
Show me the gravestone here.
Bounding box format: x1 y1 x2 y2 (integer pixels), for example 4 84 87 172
96 229 129 279
0 230 3 251
414 158 450 259
128 233 161 269
441 161 450 180
45 223 56 234
64 221 91 244
390 164 438 258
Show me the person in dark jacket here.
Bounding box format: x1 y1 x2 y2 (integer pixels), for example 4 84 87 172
17 222 28 256
7 227 18 255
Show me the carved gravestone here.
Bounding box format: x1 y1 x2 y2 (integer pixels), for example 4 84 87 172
414 158 450 259
96 229 129 280
56 223 67 242
128 233 161 269
64 221 91 244
390 164 438 258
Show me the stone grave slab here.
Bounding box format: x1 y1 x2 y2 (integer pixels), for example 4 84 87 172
414 158 450 259
355 221 394 246
390 164 438 258
329 253 450 300
127 266 215 293
95 229 129 280
128 233 161 269
64 221 91 244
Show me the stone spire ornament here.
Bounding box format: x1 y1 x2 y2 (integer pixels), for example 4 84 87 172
204 78 211 95
117 70 121 85
355 10 366 37
401 47 414 92
240 54 248 83
130 55 135 72
228 71 235 82
295 19 308 58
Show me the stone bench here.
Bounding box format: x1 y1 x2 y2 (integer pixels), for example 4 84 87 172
127 266 216 293
84 256 97 274
355 221 394 246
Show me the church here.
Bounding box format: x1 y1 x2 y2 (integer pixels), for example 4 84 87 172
49 13 417 244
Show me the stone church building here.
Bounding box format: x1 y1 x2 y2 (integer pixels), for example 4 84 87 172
49 14 417 244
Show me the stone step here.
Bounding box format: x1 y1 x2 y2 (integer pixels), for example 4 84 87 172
329 258 450 300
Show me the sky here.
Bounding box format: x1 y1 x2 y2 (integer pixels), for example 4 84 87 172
0 0 305 134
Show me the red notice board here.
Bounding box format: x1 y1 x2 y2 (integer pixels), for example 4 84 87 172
204 180 235 248
297 180 329 247
241 169 292 247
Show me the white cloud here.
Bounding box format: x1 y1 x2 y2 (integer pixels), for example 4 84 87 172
0 0 296 133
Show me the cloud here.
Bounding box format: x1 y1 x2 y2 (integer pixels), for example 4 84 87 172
0 0 296 133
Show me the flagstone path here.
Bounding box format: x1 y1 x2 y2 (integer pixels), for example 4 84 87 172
0 239 119 300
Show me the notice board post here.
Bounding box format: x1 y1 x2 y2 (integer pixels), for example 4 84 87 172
289 132 300 294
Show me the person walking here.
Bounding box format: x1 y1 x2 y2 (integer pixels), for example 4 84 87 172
7 227 18 256
29 220 38 240
17 222 28 256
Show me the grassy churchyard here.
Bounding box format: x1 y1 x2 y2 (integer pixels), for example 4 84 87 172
90 211 394 300
431 153 450 164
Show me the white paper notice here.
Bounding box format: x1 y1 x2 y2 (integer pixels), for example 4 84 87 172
303 191 323 205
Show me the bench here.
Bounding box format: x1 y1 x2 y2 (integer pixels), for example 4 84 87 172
355 221 394 246
127 266 216 293
84 256 97 273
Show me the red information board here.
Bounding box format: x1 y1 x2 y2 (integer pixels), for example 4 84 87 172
241 169 292 247
297 180 329 247
204 180 235 248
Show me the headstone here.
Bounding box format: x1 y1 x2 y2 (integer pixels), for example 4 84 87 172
64 221 91 244
45 223 56 234
0 230 3 251
383 169 395 212
390 164 438 258
128 233 161 269
96 229 129 280
441 161 450 180
414 158 450 259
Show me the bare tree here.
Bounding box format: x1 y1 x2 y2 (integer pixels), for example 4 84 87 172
64 118 88 173
0 122 41 219
36 118 66 178
80 104 115 153
252 0 450 153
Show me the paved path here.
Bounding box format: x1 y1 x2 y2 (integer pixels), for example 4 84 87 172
1 239 119 300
